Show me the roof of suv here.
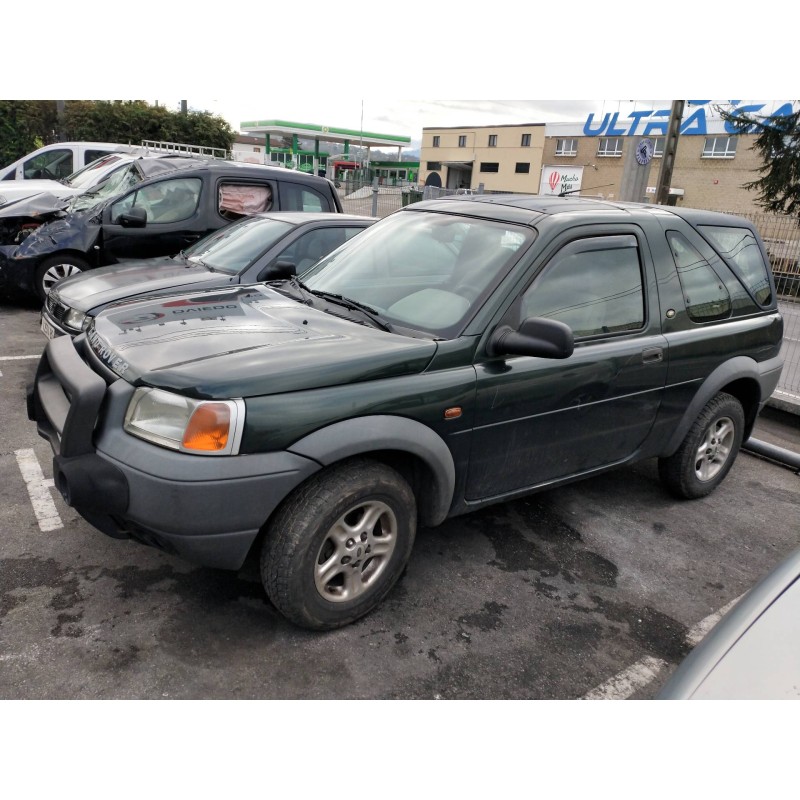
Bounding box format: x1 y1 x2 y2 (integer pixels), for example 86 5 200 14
410 194 756 229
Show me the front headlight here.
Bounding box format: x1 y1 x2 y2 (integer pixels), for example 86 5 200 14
63 307 89 332
124 387 245 455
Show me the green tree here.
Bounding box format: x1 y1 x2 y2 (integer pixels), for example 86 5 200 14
720 104 800 218
0 100 236 169
0 101 58 167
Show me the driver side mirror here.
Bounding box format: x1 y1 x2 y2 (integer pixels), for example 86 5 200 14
487 317 574 359
116 206 147 228
258 260 296 282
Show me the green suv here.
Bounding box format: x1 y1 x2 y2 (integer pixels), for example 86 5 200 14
28 196 784 629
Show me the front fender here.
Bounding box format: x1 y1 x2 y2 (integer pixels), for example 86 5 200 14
288 415 456 526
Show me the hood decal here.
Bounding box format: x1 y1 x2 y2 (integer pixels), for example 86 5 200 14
86 326 130 377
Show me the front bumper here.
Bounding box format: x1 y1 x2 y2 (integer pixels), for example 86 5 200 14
0 245 35 295
28 334 320 570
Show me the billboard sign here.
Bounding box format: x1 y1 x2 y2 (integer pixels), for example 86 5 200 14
539 166 584 196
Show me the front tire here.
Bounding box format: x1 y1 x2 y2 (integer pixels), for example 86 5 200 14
35 254 89 302
658 392 745 499
261 458 417 630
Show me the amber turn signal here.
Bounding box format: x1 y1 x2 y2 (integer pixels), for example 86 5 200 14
182 403 232 451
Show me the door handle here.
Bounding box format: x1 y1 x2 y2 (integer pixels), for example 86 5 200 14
182 234 201 243
642 347 664 364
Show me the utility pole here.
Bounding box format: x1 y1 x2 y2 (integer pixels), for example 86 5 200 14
655 100 685 205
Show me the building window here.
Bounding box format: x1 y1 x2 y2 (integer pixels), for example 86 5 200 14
480 163 499 173
488 134 497 147
432 135 440 148
702 136 737 158
556 138 578 156
515 163 530 174
651 137 665 157
597 137 623 157
426 161 442 171
458 135 467 148
521 133 531 147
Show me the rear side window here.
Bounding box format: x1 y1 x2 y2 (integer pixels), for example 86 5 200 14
84 149 115 165
667 231 732 323
699 225 772 306
219 183 273 220
280 182 333 212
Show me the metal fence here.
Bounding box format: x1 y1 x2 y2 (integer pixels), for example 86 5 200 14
335 179 487 219
718 211 800 406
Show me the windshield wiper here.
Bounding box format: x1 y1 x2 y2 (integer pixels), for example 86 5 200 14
308 288 393 332
269 278 392 331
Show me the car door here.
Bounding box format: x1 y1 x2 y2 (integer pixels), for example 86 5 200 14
101 176 206 262
466 227 668 500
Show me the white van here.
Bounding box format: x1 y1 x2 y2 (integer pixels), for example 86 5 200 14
0 152 147 206
0 142 140 182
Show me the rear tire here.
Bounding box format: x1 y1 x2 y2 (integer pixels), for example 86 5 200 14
658 392 745 499
35 254 90 302
261 458 417 630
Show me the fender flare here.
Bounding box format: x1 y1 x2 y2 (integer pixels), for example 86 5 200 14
288 415 455 526
663 355 776 455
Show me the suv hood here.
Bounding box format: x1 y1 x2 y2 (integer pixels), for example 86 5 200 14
52 256 224 312
88 284 437 397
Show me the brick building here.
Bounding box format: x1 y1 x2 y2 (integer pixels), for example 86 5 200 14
420 102 799 214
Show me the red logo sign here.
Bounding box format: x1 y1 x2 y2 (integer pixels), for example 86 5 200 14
548 171 560 191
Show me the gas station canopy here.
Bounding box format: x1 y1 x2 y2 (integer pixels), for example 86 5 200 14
239 120 411 151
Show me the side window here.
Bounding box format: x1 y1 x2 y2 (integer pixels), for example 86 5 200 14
219 183 273 220
667 231 732 322
699 225 772 306
111 178 201 224
271 228 349 275
522 235 645 337
280 183 331 212
23 149 73 179
84 149 114 165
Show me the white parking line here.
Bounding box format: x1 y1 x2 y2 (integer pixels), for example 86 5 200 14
581 593 746 700
0 355 41 378
14 448 63 532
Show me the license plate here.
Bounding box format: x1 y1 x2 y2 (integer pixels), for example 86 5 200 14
40 316 57 340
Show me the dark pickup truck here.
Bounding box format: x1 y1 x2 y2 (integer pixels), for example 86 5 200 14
0 157 343 301
28 196 784 630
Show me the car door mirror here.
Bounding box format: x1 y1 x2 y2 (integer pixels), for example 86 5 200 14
258 261 296 282
487 317 574 359
116 206 147 228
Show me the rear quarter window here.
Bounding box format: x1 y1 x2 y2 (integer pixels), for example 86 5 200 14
699 225 772 306
279 182 334 212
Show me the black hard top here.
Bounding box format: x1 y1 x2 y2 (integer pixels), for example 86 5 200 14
407 194 756 231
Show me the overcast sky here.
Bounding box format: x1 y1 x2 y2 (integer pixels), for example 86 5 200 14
155 99 676 141
8 2 791 145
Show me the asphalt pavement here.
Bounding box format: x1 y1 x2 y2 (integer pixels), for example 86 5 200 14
1 291 799 700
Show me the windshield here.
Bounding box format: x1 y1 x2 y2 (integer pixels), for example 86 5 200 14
185 216 294 275
302 210 532 338
64 154 127 188
67 163 142 213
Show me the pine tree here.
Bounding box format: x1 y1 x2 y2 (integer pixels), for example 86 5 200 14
720 104 800 218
